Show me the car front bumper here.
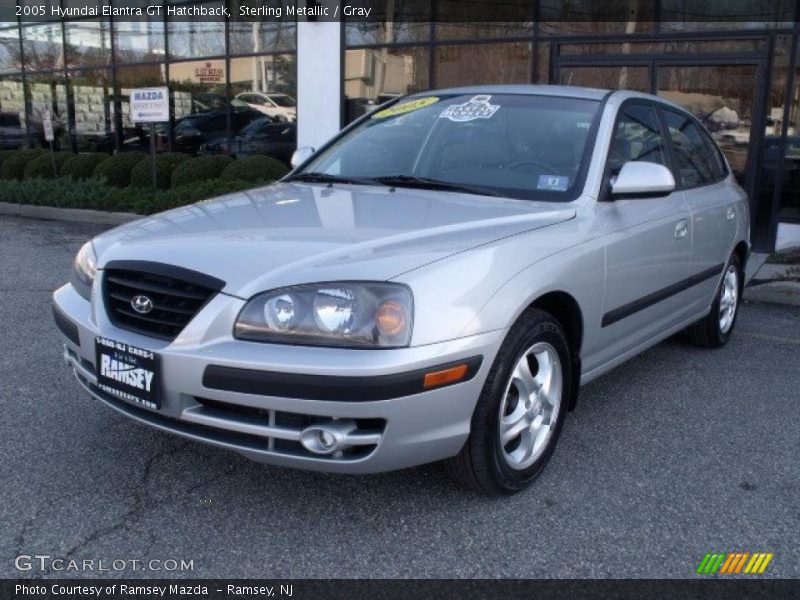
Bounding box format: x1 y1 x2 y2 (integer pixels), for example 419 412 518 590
52 283 504 473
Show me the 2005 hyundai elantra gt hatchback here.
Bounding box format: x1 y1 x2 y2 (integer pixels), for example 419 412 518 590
53 86 749 495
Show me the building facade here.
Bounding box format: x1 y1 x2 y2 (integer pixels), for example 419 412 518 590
1 1 799 251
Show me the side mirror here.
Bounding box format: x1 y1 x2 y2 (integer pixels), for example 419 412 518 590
610 161 676 198
290 146 314 169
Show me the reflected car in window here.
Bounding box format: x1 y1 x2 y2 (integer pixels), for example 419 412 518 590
171 108 263 155
0 112 31 149
53 87 749 495
234 92 297 122
200 117 296 164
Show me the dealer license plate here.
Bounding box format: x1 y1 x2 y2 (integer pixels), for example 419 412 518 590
95 336 161 409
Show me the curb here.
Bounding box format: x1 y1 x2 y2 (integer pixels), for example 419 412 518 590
0 201 139 226
744 281 800 307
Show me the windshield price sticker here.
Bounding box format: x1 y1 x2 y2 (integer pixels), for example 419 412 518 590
440 95 500 122
372 96 439 119
537 175 570 191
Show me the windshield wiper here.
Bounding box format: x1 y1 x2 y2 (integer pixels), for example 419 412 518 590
288 172 376 186
372 175 501 197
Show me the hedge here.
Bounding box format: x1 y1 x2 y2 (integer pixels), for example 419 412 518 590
24 151 74 179
1 149 45 181
0 150 19 170
220 154 289 184
92 151 147 187
171 155 233 188
130 152 192 190
0 176 255 215
60 152 109 180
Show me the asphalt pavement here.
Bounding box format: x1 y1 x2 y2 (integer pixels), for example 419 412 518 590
1 215 798 579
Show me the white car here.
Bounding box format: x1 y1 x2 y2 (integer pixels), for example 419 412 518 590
234 92 297 122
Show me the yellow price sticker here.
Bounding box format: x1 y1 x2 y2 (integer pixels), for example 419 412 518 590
372 96 439 119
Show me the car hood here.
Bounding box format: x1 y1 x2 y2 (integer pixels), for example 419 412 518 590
93 182 575 298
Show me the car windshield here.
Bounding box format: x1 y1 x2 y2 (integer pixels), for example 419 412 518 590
298 93 600 200
270 94 296 107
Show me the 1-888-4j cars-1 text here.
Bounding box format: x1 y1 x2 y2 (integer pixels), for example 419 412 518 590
53 86 749 495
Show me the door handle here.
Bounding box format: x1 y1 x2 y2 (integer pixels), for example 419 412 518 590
675 220 688 239
726 206 736 220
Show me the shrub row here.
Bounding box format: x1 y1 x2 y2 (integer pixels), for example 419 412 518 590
0 148 288 190
0 177 256 215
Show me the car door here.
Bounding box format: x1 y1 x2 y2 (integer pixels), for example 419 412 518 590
593 101 693 366
659 106 736 310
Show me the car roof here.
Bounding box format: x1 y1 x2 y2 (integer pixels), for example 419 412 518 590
424 84 610 101
414 85 694 112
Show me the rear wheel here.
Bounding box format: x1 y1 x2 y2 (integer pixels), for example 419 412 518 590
688 253 742 348
445 309 572 495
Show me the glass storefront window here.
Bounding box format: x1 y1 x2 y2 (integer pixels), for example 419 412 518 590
558 39 765 56
171 59 237 155
68 68 116 152
772 40 800 223
435 43 531 88
536 42 550 84
560 65 650 92
344 47 429 122
167 3 226 60
435 22 533 41
0 74 30 149
112 18 166 64
64 20 111 68
229 1 296 54
345 0 431 45
26 72 69 148
0 23 21 74
660 0 795 29
434 1 533 40
539 0 656 34
221 54 297 163
21 23 63 71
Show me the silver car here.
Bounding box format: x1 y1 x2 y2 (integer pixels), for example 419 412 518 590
53 86 749 495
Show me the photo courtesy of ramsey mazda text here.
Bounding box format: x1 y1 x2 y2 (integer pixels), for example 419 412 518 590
53 86 749 495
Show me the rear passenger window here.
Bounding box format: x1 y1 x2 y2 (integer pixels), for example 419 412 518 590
608 103 669 175
662 109 722 188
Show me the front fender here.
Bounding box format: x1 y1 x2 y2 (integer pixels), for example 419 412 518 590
394 216 604 350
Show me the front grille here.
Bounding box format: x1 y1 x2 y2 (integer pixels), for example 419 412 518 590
103 262 223 341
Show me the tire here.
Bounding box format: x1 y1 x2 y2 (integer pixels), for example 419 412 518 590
445 309 572 495
688 253 742 348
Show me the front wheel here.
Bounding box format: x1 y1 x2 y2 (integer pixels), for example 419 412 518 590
688 253 742 348
445 309 572 495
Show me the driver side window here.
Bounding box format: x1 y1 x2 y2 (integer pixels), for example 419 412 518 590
608 103 668 176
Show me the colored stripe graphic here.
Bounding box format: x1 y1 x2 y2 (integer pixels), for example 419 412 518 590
699 552 774 575
700 554 726 574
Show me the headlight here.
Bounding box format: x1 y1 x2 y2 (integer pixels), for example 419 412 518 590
71 241 97 301
235 282 413 348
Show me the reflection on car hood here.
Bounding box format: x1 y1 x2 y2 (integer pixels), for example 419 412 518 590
92 182 575 298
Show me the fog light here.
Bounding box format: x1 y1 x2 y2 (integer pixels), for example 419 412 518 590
317 430 336 450
299 420 358 455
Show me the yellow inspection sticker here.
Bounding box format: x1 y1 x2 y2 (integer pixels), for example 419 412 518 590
372 96 439 119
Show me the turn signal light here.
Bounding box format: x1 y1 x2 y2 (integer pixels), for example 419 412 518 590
423 364 469 389
376 300 407 337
